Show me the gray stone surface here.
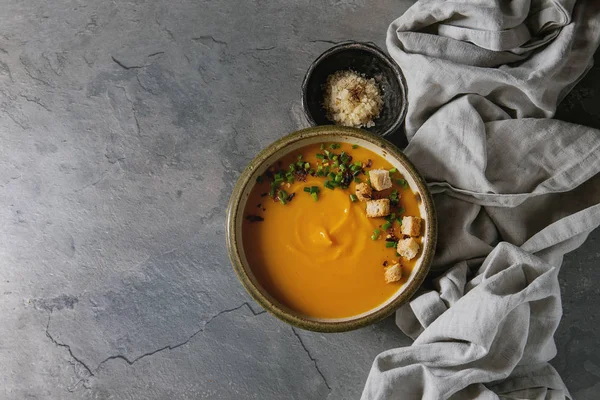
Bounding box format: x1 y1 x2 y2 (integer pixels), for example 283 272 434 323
0 1 597 399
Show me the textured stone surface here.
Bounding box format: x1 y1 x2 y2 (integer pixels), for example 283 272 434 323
0 0 598 399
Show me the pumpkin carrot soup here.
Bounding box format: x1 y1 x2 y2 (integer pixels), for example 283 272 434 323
242 143 423 319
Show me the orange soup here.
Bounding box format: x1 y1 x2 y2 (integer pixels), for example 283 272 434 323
242 143 422 319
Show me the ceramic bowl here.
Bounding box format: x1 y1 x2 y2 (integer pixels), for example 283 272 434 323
226 126 436 332
301 41 408 137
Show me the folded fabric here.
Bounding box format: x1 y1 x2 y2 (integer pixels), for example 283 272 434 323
362 1 600 399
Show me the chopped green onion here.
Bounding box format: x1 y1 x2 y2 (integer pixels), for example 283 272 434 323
397 207 405 214
303 187 311 193
382 221 392 230
328 172 336 180
334 174 342 183
316 153 325 160
304 162 310 169
354 177 361 183
395 218 402 225
273 178 284 185
352 144 359 149
278 190 287 204
309 169 315 175
389 168 397 173
354 161 362 167
317 170 325 177
332 161 339 168
324 150 332 159
339 164 347 172
350 194 358 202
332 155 338 161
386 241 396 248
311 192 318 201
320 144 325 150
388 213 396 221
324 181 335 190
297 154 303 160
311 186 319 193
396 252 401 257
371 229 381 240
296 161 304 168
330 143 341 149
396 179 408 188
269 187 275 197
256 175 264 183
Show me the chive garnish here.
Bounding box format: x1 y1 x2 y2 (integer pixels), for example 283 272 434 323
303 187 311 193
385 241 396 248
278 190 287 204
332 155 338 161
389 168 397 173
350 194 357 202
397 207 405 214
320 144 325 150
396 218 402 225
311 186 319 193
372 229 381 240
304 162 310 170
354 177 361 183
324 181 335 190
297 154 303 160
352 144 359 149
311 192 318 201
316 153 325 160
296 161 304 168
382 221 392 230
332 161 339 168
328 172 336 180
396 178 408 188
330 143 341 149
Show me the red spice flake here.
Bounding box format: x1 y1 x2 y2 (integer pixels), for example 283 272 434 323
293 170 308 182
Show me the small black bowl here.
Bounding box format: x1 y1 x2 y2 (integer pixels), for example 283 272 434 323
301 41 408 138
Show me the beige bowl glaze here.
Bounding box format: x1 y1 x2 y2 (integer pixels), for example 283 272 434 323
226 126 437 332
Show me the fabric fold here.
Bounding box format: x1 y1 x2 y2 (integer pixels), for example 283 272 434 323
362 0 600 399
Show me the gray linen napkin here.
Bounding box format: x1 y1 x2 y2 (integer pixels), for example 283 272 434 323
361 1 600 399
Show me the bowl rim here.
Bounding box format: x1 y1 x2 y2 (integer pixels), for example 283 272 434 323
226 125 436 332
301 41 409 138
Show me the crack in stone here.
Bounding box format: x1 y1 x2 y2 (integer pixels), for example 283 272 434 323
111 56 144 70
116 85 142 138
18 94 51 112
19 56 54 87
148 51 165 58
74 168 110 192
191 35 228 46
291 327 332 391
95 302 266 370
45 315 95 378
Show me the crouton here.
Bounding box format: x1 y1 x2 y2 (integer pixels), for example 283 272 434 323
366 199 390 218
355 182 372 202
369 169 392 191
384 263 402 283
397 237 420 260
401 216 422 237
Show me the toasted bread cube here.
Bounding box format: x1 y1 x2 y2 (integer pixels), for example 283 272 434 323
369 169 392 191
355 182 372 202
401 216 422 237
366 199 390 218
397 237 420 260
384 263 402 283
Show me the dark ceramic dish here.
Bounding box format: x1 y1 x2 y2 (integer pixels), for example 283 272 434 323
301 41 408 138
226 126 437 332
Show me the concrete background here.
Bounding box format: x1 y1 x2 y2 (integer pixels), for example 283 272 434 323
0 0 598 399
